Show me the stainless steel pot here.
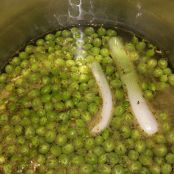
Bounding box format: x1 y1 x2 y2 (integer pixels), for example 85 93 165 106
0 0 174 68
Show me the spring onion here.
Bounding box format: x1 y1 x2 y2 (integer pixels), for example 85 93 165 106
109 37 158 135
90 62 113 134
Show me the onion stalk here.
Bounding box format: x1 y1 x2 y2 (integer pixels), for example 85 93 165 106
109 37 158 135
90 62 113 134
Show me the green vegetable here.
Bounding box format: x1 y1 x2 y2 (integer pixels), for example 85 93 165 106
109 37 158 135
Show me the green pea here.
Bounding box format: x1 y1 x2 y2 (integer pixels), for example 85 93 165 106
59 154 69 165
106 65 115 75
62 143 74 154
166 153 174 164
115 105 125 116
110 79 122 88
25 45 34 53
171 145 174 153
3 164 12 174
108 152 119 165
150 164 161 174
144 90 153 99
131 130 141 140
20 145 29 155
90 47 100 56
75 119 85 128
25 169 35 174
0 73 7 83
91 33 98 38
45 130 56 143
158 59 168 69
155 157 164 165
56 134 67 146
140 167 150 174
58 124 69 133
115 142 127 155
93 38 102 47
125 43 135 52
161 122 171 132
100 48 110 56
71 155 84 165
67 166 79 174
0 113 8 125
0 155 5 164
161 163 172 174
120 126 130 138
84 27 95 36
47 158 58 169
40 116 48 125
93 146 104 156
98 164 111 174
103 139 115 152
146 49 155 57
141 152 152 165
25 126 35 139
149 83 156 92
112 165 125 174
49 146 61 158
84 43 93 50
10 56 20 65
5 64 14 74
80 75 90 84
146 139 155 148
153 68 163 78
45 33 55 41
160 75 168 82
67 128 77 139
136 41 146 52
154 144 167 157
85 138 95 150
95 135 104 145
80 164 93 174
58 112 70 122
106 29 117 36
81 112 91 122
86 153 98 165
17 136 25 145
154 134 166 144
97 27 106 36
39 144 50 154
73 138 84 150
55 30 62 37
54 102 65 111
98 153 107 164
134 140 146 153
128 150 139 160
102 129 110 140
31 137 40 147
138 63 147 74
7 145 16 156
36 126 46 136
147 59 157 69
168 74 174 86
132 35 138 45
156 82 169 91
129 161 142 173
19 51 28 59
123 112 134 124
167 131 174 144
163 68 172 75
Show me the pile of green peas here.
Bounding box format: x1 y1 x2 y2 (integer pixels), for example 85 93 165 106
0 26 174 174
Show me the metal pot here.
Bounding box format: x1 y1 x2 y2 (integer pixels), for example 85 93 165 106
0 0 174 69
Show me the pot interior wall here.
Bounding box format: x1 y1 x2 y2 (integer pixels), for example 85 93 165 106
0 0 174 69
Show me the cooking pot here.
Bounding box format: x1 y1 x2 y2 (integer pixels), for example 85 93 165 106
0 0 174 70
